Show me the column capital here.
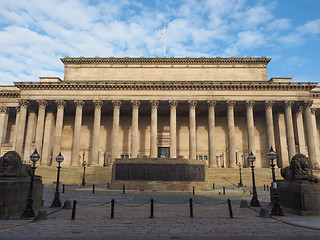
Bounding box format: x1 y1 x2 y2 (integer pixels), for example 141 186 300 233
188 100 197 109
169 100 178 108
246 100 255 108
265 100 274 109
0 107 8 113
15 106 20 113
311 108 316 115
296 105 304 113
131 100 140 109
304 100 313 108
207 100 217 107
18 99 29 108
226 100 236 108
93 100 103 108
36 100 48 108
284 100 294 108
112 100 122 108
55 100 66 108
74 100 85 108
150 100 159 109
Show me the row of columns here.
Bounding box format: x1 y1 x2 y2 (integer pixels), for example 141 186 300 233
2 99 319 168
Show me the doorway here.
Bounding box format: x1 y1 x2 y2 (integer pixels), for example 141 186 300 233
158 147 170 158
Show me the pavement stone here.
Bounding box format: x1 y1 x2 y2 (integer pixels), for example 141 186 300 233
0 185 320 239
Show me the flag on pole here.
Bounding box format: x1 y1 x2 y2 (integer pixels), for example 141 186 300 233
159 26 166 39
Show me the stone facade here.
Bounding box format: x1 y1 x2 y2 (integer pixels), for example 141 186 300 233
0 57 320 169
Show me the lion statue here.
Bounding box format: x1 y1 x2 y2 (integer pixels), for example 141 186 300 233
281 153 319 183
0 151 31 177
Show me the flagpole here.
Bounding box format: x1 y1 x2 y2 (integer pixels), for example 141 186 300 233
164 34 166 58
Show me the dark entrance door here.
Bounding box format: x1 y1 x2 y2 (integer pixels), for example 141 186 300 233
158 147 170 158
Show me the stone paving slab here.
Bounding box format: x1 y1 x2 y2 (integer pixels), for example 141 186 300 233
0 185 320 239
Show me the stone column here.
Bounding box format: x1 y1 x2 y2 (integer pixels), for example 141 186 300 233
12 107 20 150
34 100 47 156
2 108 9 144
41 110 55 165
150 100 159 158
227 100 236 168
15 100 28 157
90 100 103 166
295 105 306 154
207 101 217 167
71 100 85 166
131 100 140 158
0 107 8 147
23 106 37 162
304 101 317 167
311 108 320 168
111 100 122 164
169 100 178 158
246 100 256 157
284 100 296 160
52 100 66 162
188 100 197 159
265 101 275 150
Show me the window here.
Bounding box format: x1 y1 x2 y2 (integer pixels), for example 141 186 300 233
204 155 208 160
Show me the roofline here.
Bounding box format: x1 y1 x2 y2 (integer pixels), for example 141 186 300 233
60 57 272 65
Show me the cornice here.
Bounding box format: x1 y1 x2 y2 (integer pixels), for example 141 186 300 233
61 57 271 65
14 81 317 91
0 90 20 98
311 91 320 99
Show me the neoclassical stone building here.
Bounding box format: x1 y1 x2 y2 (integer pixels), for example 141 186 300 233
0 57 320 168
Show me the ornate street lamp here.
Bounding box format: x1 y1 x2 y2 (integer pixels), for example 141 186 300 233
81 159 87 187
237 162 243 188
248 152 261 207
21 149 40 218
267 146 285 216
51 152 64 207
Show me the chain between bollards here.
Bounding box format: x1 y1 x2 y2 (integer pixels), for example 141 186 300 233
150 198 154 218
71 200 77 220
111 199 115 218
189 198 193 218
227 199 233 218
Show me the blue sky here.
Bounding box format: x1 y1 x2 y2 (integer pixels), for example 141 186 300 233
0 0 320 85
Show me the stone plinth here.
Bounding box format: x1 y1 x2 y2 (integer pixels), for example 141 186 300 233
0 176 43 219
110 158 208 191
277 180 320 216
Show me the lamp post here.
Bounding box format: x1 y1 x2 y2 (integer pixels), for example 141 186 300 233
21 149 40 218
237 162 243 188
248 152 261 207
51 152 64 207
81 158 87 187
267 146 285 216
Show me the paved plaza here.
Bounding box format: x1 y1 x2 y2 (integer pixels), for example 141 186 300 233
1 185 320 240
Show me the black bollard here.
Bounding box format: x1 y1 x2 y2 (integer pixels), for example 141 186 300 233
213 183 215 190
223 187 226 195
150 199 154 218
267 185 269 191
227 199 233 218
189 198 193 218
92 184 95 194
123 185 125 194
71 200 77 220
111 199 115 218
193 186 195 195
264 184 266 191
106 182 109 189
62 184 65 194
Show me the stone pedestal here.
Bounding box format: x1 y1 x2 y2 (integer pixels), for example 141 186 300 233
277 180 320 216
110 158 208 191
0 176 43 219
